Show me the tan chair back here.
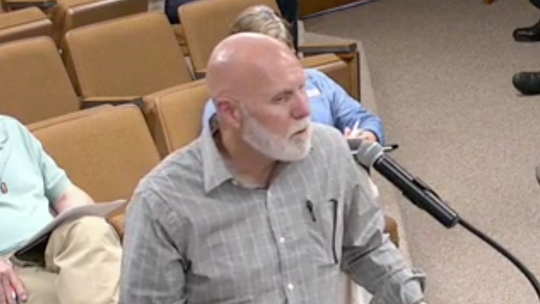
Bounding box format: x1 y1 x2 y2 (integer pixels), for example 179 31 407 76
62 12 193 98
29 105 161 235
29 104 160 202
51 0 147 45
143 79 208 158
178 0 279 75
0 37 80 124
0 7 52 44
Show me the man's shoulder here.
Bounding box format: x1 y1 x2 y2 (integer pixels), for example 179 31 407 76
310 123 348 153
130 139 206 217
307 123 359 185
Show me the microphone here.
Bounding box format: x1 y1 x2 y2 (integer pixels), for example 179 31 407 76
350 139 459 228
349 138 540 302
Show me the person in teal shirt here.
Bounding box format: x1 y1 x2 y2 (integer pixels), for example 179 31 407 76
0 115 122 304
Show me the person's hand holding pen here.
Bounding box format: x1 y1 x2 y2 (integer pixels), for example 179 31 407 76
343 120 378 142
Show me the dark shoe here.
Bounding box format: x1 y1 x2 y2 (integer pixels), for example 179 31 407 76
513 72 540 95
513 21 540 42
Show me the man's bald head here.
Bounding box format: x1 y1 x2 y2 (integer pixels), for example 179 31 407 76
206 32 302 105
205 33 311 162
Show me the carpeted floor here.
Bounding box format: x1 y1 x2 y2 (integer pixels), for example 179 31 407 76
304 1 540 303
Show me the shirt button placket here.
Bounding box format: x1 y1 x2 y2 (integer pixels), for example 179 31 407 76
267 191 295 302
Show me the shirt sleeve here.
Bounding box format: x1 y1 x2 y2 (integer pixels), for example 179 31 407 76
311 69 385 143
120 187 188 304
16 120 71 204
340 167 426 304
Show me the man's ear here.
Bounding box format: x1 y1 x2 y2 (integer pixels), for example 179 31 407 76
215 97 242 130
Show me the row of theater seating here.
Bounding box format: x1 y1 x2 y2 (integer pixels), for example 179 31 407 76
1 10 358 125
0 0 359 88
0 0 360 123
0 0 147 45
27 78 208 236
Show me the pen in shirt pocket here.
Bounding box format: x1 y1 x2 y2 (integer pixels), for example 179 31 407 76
306 200 316 222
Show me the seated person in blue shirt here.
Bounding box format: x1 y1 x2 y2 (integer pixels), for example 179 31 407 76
0 115 122 304
201 5 384 143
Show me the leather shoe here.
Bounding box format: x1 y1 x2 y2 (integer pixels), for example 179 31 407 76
513 21 540 42
513 72 540 95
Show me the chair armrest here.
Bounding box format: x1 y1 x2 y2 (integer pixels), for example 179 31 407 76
298 42 357 56
81 96 143 109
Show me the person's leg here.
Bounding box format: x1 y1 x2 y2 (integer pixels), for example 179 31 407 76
276 0 299 51
13 266 59 304
44 217 122 304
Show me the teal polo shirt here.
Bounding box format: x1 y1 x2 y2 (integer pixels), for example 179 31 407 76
0 115 71 255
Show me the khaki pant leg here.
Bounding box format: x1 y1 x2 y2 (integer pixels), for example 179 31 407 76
44 217 122 304
13 266 59 304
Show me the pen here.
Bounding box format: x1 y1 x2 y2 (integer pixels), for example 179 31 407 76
306 200 316 222
350 120 364 137
351 120 360 134
382 144 399 152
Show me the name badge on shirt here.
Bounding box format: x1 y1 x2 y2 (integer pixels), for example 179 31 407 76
306 88 321 98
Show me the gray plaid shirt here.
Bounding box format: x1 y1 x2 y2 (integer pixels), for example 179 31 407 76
120 123 425 304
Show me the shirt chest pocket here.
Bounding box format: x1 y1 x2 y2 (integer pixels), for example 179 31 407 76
302 198 343 265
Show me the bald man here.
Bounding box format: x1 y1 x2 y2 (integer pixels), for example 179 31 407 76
120 33 428 304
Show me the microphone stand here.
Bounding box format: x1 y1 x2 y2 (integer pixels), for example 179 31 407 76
411 181 540 301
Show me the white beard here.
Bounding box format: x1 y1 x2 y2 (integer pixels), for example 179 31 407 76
240 107 312 162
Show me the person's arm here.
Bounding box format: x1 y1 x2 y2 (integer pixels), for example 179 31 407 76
16 120 93 214
313 70 384 143
341 167 425 304
120 188 188 304
52 184 94 214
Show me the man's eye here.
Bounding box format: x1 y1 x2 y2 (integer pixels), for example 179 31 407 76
273 94 288 104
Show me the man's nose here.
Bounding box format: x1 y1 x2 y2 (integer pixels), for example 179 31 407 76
290 90 310 119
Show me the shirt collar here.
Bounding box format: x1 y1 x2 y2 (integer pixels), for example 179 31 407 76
201 114 234 193
200 114 316 192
